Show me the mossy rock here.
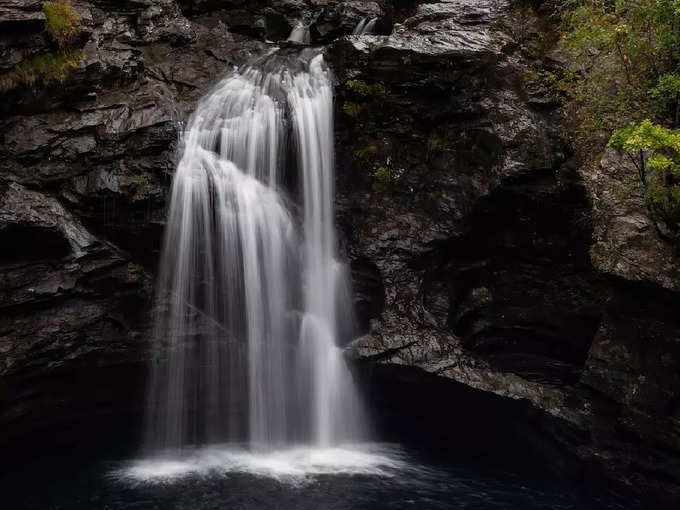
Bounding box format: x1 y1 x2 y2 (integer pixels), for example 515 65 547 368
43 0 81 47
0 50 84 93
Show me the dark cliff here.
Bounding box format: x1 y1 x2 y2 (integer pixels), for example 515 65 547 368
0 0 678 507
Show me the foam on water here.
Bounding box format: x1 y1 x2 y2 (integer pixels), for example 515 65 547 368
113 443 411 485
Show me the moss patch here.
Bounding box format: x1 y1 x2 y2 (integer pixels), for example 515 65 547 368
342 101 364 118
346 79 388 99
0 50 84 93
372 164 404 193
341 79 389 123
43 0 81 47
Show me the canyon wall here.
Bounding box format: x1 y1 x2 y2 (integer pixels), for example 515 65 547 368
0 0 678 506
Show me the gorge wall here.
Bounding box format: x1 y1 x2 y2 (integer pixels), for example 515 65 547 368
1 0 679 507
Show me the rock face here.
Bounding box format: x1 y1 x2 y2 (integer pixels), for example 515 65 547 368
179 0 386 43
0 0 266 439
329 0 680 505
0 0 679 507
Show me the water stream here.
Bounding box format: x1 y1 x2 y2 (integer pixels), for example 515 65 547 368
353 17 378 35
0 47 642 510
146 51 364 454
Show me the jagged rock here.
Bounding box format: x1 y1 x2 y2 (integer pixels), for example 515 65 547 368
0 1 46 72
181 0 386 42
0 181 152 437
585 149 680 292
0 181 94 256
333 0 680 505
0 0 43 27
0 0 263 437
314 1 383 41
0 0 679 506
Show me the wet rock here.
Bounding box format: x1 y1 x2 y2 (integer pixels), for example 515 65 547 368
0 182 94 255
314 1 383 41
585 149 680 292
0 0 264 438
334 0 680 505
0 0 679 506
0 0 43 26
0 181 152 438
182 0 386 43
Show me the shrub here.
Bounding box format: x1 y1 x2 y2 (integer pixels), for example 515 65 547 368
342 101 364 118
555 1 680 241
43 0 81 47
609 119 680 237
0 50 84 93
650 72 680 126
373 166 390 183
558 0 680 152
346 79 387 99
342 80 388 122
371 164 404 192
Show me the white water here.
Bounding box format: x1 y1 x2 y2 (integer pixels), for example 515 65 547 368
114 444 410 486
353 17 377 35
287 23 310 44
146 53 365 453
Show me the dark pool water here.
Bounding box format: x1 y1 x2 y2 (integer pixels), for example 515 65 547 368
0 443 638 509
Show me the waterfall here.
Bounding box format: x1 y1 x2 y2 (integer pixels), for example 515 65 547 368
146 52 365 452
352 17 377 35
287 23 310 44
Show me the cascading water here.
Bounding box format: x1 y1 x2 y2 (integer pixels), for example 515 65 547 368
352 17 377 35
145 51 365 453
287 23 310 44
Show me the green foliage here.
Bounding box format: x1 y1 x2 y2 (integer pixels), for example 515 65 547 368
524 68 560 91
609 119 680 233
651 72 680 125
352 143 403 192
650 72 680 101
371 164 404 192
342 101 364 118
342 80 388 122
372 166 391 183
557 1 680 240
43 0 81 47
0 50 84 92
132 174 153 202
345 79 387 100
0 0 83 93
558 0 680 151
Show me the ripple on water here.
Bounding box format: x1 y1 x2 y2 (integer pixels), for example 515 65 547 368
2 442 639 509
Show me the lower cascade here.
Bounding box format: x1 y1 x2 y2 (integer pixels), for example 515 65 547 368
146 51 365 452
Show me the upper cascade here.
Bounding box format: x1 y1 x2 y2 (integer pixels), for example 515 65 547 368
353 17 378 35
287 23 311 44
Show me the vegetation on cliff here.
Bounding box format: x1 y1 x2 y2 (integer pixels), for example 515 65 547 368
43 0 81 47
0 0 82 93
609 119 680 237
340 79 404 190
341 79 388 120
557 0 680 239
0 50 84 93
